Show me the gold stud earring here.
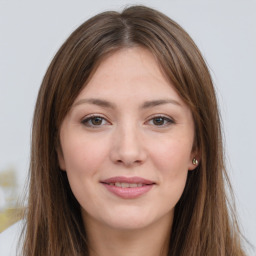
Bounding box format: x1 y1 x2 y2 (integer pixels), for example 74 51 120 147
192 158 198 165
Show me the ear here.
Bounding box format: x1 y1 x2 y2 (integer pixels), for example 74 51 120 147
188 151 201 171
56 147 66 171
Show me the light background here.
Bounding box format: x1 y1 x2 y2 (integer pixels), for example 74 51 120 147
0 0 255 254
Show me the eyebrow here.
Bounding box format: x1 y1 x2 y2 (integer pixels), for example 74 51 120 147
141 99 181 108
73 98 181 109
73 98 115 108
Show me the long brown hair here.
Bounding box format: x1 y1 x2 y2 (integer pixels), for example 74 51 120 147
22 5 246 256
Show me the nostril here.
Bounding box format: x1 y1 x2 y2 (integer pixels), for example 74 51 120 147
114 158 144 167
110 138 147 166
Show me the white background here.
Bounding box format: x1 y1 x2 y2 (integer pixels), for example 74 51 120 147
0 0 255 254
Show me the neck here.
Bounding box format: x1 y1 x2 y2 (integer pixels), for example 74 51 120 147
83 213 173 256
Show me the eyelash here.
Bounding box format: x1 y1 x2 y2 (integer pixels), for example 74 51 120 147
81 115 175 128
81 115 110 128
146 115 175 127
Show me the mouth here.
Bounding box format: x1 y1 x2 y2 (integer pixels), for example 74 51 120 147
103 182 147 188
100 176 155 199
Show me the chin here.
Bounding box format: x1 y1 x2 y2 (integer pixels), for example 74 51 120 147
100 207 172 232
105 219 153 231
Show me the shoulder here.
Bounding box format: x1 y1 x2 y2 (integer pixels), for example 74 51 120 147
0 220 24 256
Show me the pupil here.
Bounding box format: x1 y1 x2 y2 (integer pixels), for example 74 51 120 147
92 117 102 125
153 117 164 125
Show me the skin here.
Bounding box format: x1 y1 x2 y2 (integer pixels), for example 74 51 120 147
58 47 198 256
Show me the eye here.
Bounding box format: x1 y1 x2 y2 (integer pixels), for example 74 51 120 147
81 115 110 127
147 116 174 127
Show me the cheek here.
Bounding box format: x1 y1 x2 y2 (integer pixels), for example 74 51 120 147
151 138 193 173
61 136 109 210
149 138 192 201
65 136 105 164
62 135 108 176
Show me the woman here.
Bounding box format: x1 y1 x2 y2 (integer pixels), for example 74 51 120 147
19 5 245 256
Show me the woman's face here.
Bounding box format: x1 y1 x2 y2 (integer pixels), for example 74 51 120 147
58 47 197 231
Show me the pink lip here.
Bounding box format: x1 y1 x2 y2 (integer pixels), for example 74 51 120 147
101 176 155 199
101 176 155 184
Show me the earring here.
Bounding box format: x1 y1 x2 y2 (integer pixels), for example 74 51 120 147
192 158 198 165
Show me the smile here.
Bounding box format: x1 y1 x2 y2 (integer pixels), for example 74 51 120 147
107 182 145 188
101 176 155 199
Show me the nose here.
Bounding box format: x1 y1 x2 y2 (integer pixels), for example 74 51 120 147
110 125 147 167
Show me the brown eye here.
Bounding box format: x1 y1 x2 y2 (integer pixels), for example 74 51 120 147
81 116 109 127
147 116 174 127
152 117 165 126
91 116 103 125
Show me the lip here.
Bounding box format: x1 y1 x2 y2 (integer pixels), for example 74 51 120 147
101 176 155 199
101 176 155 185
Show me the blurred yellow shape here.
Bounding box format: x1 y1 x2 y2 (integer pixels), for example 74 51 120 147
0 208 23 232
0 168 17 188
0 167 22 232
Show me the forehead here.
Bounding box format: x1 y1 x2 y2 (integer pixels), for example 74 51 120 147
75 47 183 105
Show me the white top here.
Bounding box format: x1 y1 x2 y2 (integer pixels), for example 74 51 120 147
0 221 23 256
